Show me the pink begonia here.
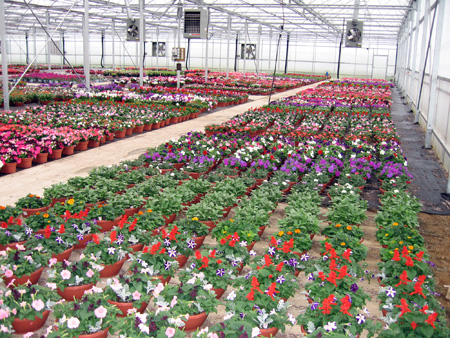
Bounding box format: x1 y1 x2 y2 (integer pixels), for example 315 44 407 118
11 309 17 315
86 269 94 278
67 317 80 329
4 270 13 278
132 291 141 301
94 305 107 319
0 309 9 320
170 296 177 308
31 299 45 312
60 270 71 280
165 327 176 337
1 325 9 332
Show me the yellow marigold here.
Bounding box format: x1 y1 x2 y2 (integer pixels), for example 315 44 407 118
278 231 284 236
230 219 234 222
147 209 153 213
399 241 404 245
385 233 389 237
138 211 144 215
247 233 252 237
43 213 49 218
335 224 342 228
287 231 293 235
407 236 411 239
408 245 414 250
222 230 227 234
295 229 301 233
340 242 346 246
346 226 352 231
393 222 399 226
67 199 75 205
60 202 65 206
192 217 199 221
36 212 41 215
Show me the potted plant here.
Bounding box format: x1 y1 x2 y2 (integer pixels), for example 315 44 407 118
46 253 102 300
130 208 166 235
87 203 124 232
0 205 22 221
154 272 221 331
176 217 209 249
83 234 131 278
16 194 51 218
185 201 224 231
46 288 121 338
22 210 61 233
3 284 60 334
0 245 50 287
27 224 76 262
0 217 27 251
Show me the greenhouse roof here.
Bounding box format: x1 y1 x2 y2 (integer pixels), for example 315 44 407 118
4 0 412 46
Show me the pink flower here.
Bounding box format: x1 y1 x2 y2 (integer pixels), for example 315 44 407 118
165 327 176 337
0 309 9 320
132 290 141 301
4 270 13 278
153 283 164 297
31 299 45 312
94 305 107 319
208 334 219 338
170 296 177 308
49 258 58 267
67 317 80 329
23 332 34 338
86 269 94 278
60 270 71 280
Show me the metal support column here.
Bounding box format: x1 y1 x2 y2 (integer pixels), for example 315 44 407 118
83 0 90 90
33 27 37 68
234 33 238 72
139 0 144 86
256 24 261 75
268 28 272 72
284 32 289 74
0 0 9 110
60 31 64 69
176 1 182 88
405 3 417 100
226 16 231 79
425 0 445 149
25 32 30 64
46 11 51 70
243 20 248 77
112 20 115 69
205 34 209 82
414 0 430 121
156 27 159 70
409 1 421 98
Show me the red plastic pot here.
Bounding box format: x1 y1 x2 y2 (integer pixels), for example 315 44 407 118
258 327 279 337
12 310 50 334
62 145 75 155
193 235 206 250
182 312 208 332
213 287 226 299
201 220 216 232
22 206 50 218
97 217 121 232
75 141 89 151
57 283 94 301
49 148 63 159
78 327 110 338
17 157 33 168
176 255 189 268
52 246 74 262
33 152 49 164
3 267 44 287
74 234 93 249
99 258 127 278
163 213 177 226
107 300 148 317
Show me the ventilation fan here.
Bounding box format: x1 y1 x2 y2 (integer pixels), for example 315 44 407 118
126 18 140 41
345 20 363 48
152 42 166 57
241 44 256 60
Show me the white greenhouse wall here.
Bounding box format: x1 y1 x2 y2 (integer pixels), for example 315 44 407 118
396 0 450 177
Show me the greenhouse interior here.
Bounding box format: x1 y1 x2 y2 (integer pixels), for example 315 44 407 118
1 0 450 337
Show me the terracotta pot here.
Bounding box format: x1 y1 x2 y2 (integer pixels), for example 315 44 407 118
88 139 100 148
75 141 89 151
163 213 177 226
50 197 67 207
12 310 50 334
100 136 106 144
133 125 144 133
78 327 110 338
222 206 232 218
115 130 126 138
0 240 27 251
151 275 171 285
151 225 166 236
48 148 63 159
172 162 185 170
213 287 226 299
258 327 279 337
100 258 127 278
182 312 208 332
62 145 75 155
97 217 121 232
186 171 202 179
152 122 161 130
258 226 266 237
200 220 216 232
247 241 256 251
160 168 173 175
176 254 189 268
106 134 115 141
108 300 148 317
57 283 94 301
310 233 315 240
129 243 144 253
22 206 50 218
144 123 153 131
74 234 93 249
17 157 33 168
193 235 206 250
170 117 179 124
125 127 134 136
52 246 74 262
3 267 44 287
292 250 307 258
0 162 17 174
124 207 140 217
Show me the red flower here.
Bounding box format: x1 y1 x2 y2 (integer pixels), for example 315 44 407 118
195 250 202 260
411 322 417 330
275 262 284 272
394 298 411 318
319 294 336 314
409 275 427 298
220 238 227 245
266 282 279 301
44 225 51 239
425 312 438 329
110 230 117 243
92 234 100 244
340 295 353 316
395 271 411 287
392 249 401 261
58 224 65 234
